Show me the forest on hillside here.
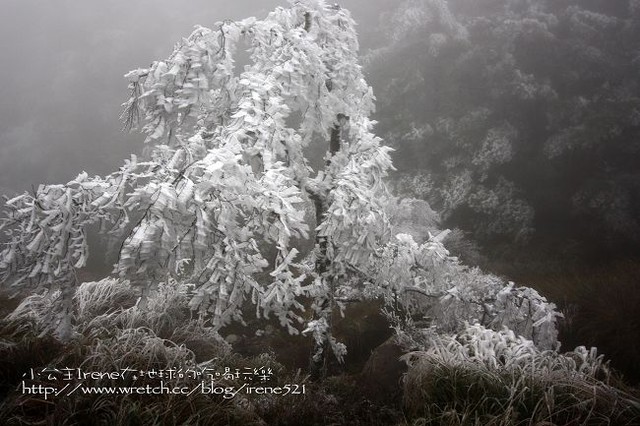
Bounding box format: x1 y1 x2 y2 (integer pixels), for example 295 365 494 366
1 1 639 425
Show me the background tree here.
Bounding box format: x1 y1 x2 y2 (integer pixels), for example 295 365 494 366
369 0 640 257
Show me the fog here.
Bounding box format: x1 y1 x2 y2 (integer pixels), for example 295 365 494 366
0 0 392 197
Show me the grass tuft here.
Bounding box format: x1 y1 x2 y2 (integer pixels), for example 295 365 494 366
402 324 640 425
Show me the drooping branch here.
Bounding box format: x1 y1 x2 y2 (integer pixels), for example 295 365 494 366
0 1 394 352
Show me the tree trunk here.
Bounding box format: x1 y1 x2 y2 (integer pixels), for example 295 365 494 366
308 118 343 380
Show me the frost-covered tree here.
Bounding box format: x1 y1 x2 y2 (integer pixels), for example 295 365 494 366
0 0 563 379
0 0 391 363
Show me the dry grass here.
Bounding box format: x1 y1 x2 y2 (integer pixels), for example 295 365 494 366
1 274 639 424
0 277 407 425
402 325 640 425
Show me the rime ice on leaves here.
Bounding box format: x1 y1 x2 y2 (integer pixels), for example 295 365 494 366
0 1 393 348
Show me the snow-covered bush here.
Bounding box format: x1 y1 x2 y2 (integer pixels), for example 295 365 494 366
432 272 562 350
366 223 561 350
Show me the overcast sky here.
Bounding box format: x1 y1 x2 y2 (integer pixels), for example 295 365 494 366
0 0 392 198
